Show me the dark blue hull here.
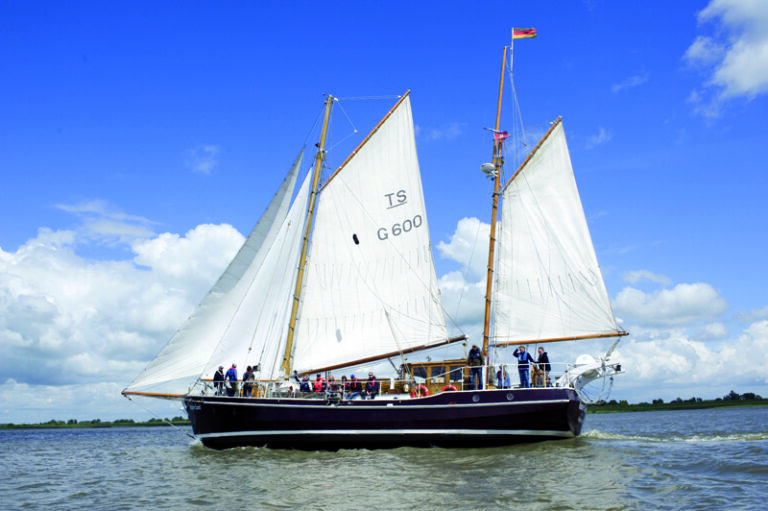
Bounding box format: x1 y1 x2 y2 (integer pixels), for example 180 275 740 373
184 387 586 450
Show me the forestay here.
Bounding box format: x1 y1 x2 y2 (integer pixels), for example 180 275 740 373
292 96 448 372
124 151 306 395
493 122 620 343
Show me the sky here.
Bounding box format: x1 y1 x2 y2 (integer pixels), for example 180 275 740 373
1 0 767 423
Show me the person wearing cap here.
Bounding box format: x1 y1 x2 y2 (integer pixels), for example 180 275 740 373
348 374 362 399
213 366 225 396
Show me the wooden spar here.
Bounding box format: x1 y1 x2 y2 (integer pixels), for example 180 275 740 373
321 90 411 191
504 116 562 190
491 330 629 348
298 335 467 376
121 390 185 399
280 95 334 377
481 46 508 359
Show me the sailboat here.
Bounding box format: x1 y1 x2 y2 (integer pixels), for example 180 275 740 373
123 35 627 450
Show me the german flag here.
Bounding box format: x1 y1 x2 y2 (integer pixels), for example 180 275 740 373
512 28 537 39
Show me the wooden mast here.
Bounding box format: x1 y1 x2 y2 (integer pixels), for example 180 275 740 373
280 95 334 377
481 46 508 359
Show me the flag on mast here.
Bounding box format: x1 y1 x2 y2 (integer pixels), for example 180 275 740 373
512 27 537 39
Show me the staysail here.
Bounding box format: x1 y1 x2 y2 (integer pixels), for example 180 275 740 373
492 120 621 344
291 94 449 372
123 151 305 396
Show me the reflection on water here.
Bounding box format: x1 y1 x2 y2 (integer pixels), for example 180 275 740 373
1 407 766 511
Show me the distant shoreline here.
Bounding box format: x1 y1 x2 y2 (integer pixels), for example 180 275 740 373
588 398 768 414
0 418 191 430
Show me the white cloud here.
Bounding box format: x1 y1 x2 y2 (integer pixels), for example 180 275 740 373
614 282 729 327
185 144 220 174
0 222 244 406
436 217 489 279
684 35 726 67
55 200 155 244
684 0 768 116
586 126 611 149
416 122 465 141
691 322 730 341
611 73 649 93
623 270 672 286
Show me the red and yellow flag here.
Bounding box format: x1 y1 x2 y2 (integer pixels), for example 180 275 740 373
513 27 537 39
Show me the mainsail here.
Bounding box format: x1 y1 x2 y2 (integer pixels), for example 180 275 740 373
124 151 306 395
492 120 621 344
292 94 449 372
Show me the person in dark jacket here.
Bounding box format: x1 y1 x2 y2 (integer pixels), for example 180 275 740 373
536 347 551 387
363 372 378 399
299 375 311 393
467 345 484 390
513 346 535 388
213 366 225 395
348 374 363 399
242 365 255 397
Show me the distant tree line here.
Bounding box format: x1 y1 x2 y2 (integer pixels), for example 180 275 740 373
591 390 767 413
601 390 764 407
1 416 189 429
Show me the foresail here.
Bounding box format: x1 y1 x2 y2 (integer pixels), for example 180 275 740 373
493 122 620 344
123 151 304 395
203 168 311 380
292 95 448 372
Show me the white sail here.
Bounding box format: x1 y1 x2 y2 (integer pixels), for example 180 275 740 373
493 122 619 343
124 151 304 395
292 95 448 372
202 168 311 380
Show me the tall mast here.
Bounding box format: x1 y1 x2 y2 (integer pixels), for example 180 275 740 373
280 95 334 376
481 46 508 358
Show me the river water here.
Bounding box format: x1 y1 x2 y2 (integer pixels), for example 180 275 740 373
2 407 766 510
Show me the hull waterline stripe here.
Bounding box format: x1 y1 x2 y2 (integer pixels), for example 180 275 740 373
197 428 575 440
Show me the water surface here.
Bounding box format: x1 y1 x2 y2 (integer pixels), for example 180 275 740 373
2 407 766 510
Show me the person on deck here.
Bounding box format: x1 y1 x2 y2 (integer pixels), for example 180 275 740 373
513 346 535 388
496 367 511 389
213 366 225 396
313 373 326 393
242 365 254 397
348 374 362 399
327 375 340 397
340 375 349 397
363 372 378 399
536 347 551 387
225 363 238 397
467 345 484 390
299 375 311 393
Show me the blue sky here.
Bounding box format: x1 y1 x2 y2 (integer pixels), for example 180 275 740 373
2 0 767 423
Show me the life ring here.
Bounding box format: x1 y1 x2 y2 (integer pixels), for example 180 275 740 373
410 384 430 398
441 385 457 392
